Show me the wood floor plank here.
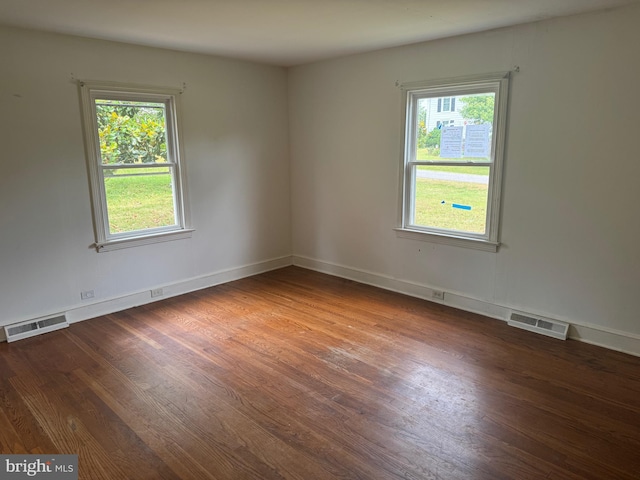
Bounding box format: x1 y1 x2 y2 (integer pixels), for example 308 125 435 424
1 266 639 479
0 376 58 455
123 306 403 479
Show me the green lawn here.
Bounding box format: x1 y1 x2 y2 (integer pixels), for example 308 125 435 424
413 147 489 232
414 178 488 233
104 172 176 234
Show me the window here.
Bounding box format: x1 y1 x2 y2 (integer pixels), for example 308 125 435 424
437 96 456 112
397 72 510 251
79 82 192 251
436 120 455 129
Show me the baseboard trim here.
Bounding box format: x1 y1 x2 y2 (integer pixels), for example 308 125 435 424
67 255 294 324
568 323 640 358
292 255 640 357
0 255 293 342
4 254 638 358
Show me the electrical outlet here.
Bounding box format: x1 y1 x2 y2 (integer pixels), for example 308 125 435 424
432 290 445 301
151 288 163 298
81 290 95 300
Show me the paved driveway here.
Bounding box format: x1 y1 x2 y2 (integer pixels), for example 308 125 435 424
416 169 488 185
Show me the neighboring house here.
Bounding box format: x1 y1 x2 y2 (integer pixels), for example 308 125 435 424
422 96 466 132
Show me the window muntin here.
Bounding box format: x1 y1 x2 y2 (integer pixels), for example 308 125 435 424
400 73 509 249
80 83 191 251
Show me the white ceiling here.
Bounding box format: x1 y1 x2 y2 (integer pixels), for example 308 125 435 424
0 0 637 66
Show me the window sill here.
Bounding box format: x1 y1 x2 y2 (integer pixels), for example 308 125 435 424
394 228 500 252
95 229 194 252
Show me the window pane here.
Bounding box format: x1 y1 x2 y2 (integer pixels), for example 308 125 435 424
412 165 489 234
104 166 176 234
95 99 168 165
416 93 495 163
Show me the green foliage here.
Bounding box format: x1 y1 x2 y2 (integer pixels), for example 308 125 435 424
416 120 427 148
416 104 428 148
425 128 441 148
417 107 442 148
460 95 495 124
96 102 167 165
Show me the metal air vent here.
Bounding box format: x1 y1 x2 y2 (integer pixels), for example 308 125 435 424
507 310 569 340
4 314 69 343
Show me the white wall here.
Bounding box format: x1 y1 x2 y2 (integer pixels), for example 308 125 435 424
0 27 291 326
288 5 640 353
2 6 639 355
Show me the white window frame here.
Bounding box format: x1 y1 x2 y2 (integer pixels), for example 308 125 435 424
79 81 192 252
396 72 510 252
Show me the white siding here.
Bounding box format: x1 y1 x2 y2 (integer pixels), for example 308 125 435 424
424 96 465 132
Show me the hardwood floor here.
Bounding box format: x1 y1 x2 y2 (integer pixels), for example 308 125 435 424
1 267 639 479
